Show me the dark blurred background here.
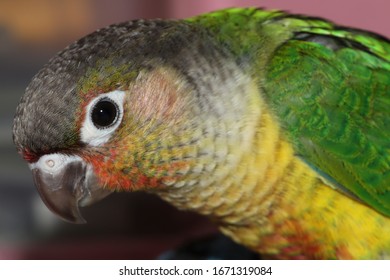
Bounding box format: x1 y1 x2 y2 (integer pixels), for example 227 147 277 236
0 0 388 259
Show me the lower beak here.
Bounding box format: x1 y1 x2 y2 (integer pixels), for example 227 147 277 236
30 154 112 223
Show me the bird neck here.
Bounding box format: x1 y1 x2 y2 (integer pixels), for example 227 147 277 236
155 100 390 259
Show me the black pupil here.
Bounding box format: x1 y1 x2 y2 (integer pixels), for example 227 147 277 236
91 100 118 128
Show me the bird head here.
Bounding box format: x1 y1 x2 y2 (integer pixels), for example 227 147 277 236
13 19 260 223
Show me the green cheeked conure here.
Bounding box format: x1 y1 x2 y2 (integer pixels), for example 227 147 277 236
13 8 390 259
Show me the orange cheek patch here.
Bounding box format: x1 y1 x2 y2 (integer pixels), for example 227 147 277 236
84 153 146 190
84 150 191 191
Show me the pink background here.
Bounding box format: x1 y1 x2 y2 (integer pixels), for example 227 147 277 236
170 0 389 37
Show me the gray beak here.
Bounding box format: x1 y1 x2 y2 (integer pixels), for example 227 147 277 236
30 154 112 223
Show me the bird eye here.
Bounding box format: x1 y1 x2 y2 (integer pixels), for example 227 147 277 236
80 90 125 146
91 98 119 129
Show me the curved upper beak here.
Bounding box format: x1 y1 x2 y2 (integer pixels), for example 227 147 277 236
29 154 113 223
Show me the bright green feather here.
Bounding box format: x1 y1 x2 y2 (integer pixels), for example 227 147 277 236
192 8 390 217
264 13 390 216
264 38 390 216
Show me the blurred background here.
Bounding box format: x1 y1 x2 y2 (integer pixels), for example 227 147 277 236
0 0 388 259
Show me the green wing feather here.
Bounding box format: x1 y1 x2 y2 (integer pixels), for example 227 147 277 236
192 8 390 216
260 13 390 216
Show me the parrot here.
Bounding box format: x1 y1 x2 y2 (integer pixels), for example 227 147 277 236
12 7 390 259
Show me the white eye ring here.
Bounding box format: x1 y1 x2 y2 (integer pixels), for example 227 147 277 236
80 90 125 146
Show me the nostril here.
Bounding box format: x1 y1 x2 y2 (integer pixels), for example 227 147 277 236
46 159 55 168
29 153 83 174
